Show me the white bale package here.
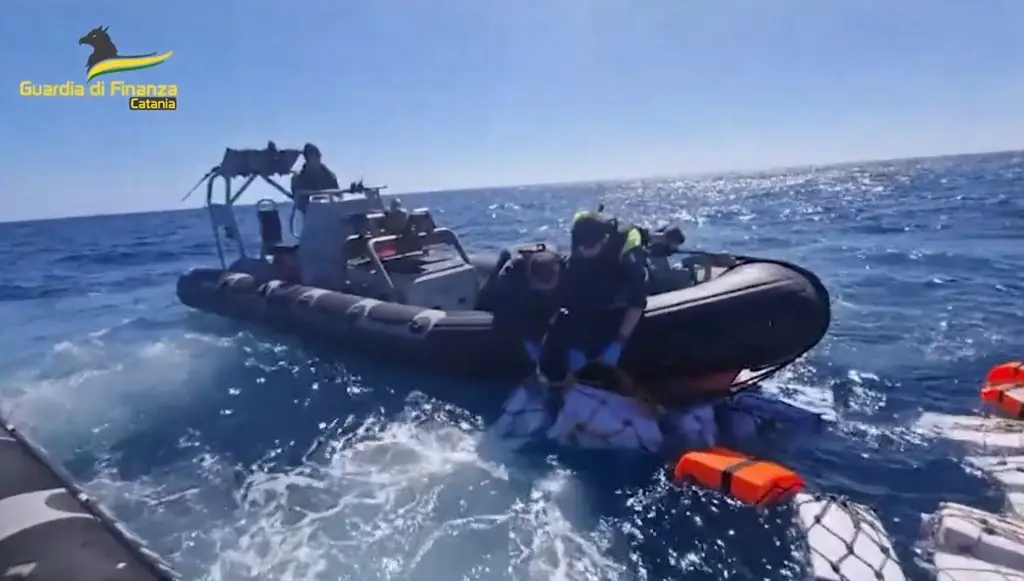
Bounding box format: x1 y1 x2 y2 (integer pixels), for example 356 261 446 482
966 455 1024 517
915 413 1024 452
915 408 1024 580
931 553 1024 581
663 403 718 449
923 502 1024 581
492 379 823 453
490 382 553 449
546 383 665 453
793 493 907 581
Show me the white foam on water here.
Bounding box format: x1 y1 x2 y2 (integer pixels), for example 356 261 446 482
81 412 630 581
0 315 863 581
0 327 237 456
759 362 838 421
0 320 636 581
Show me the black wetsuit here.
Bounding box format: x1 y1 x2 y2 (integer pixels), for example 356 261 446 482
478 250 565 346
541 224 649 377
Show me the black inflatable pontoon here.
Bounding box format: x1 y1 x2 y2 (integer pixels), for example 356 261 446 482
0 416 181 580
177 144 831 383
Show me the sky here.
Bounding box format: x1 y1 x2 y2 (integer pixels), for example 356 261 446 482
1 1 1022 222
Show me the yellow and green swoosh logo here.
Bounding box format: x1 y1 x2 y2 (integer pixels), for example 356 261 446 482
87 52 173 82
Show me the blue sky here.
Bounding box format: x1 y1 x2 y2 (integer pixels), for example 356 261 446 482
2 1 1022 221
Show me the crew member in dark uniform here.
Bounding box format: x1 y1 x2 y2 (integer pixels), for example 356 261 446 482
291 143 340 212
547 210 649 378
477 248 565 365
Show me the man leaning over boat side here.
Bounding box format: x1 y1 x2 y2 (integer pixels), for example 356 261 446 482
291 142 340 212
544 210 649 379
476 248 565 369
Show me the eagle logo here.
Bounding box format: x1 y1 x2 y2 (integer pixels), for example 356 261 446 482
78 25 173 82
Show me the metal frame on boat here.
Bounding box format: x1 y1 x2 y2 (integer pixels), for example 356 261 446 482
191 142 480 307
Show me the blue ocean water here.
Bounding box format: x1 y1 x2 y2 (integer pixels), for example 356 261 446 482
0 151 1021 581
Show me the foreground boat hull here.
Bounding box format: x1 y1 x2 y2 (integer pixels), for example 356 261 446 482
177 256 831 384
0 420 181 581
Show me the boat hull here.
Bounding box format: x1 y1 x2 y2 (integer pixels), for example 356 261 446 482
0 420 181 581
176 256 831 383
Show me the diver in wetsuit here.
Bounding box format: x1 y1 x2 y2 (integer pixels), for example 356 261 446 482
291 143 340 212
544 210 649 379
477 248 565 366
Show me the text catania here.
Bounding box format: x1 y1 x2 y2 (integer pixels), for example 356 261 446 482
19 80 178 97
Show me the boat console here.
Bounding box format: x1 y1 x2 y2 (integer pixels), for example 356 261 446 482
195 142 479 310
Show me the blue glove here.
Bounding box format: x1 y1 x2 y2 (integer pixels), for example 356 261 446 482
567 349 587 373
597 341 623 367
523 340 542 362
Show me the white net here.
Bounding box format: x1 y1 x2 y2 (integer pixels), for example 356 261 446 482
793 493 907 581
794 490 1024 580
923 502 1024 581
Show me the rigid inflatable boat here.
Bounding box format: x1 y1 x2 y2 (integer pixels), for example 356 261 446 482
0 415 181 581
177 144 832 385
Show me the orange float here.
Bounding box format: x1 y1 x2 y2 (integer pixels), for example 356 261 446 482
672 447 804 506
984 361 1024 386
980 361 1024 419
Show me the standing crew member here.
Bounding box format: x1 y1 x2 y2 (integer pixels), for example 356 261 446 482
477 248 565 366
550 210 649 378
383 198 411 235
291 143 340 212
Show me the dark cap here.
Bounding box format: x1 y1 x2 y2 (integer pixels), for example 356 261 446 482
526 251 561 286
571 212 613 248
302 143 321 157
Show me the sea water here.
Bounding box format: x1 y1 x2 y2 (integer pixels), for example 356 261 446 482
0 151 1021 580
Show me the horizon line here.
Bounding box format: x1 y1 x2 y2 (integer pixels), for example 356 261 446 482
3 146 1021 226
